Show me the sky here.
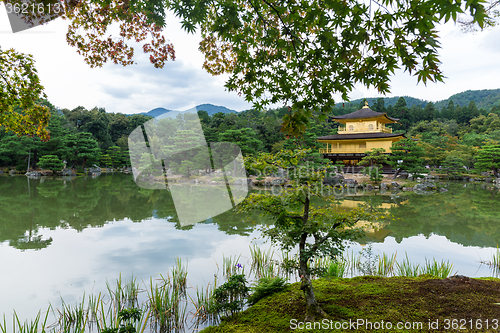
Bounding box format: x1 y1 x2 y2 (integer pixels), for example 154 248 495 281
1 5 500 115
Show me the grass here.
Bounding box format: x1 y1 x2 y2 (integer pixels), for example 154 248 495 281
200 276 500 333
0 250 470 333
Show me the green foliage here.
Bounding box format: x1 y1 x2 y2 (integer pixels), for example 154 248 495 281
388 139 425 177
239 149 374 320
359 148 387 183
38 155 64 172
363 166 384 185
475 145 500 177
247 277 288 306
0 47 50 141
101 308 142 333
212 274 249 317
171 0 488 136
442 155 466 176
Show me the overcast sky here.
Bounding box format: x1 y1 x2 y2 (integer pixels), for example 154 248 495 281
1 6 499 114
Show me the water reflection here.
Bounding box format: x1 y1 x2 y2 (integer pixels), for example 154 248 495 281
0 174 259 251
1 176 499 251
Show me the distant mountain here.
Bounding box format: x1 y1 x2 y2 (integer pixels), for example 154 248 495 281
433 89 500 110
139 104 237 118
195 104 237 115
142 107 174 118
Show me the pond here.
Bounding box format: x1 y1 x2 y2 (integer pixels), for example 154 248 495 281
1 174 499 328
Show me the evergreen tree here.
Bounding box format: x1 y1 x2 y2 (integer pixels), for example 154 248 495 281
38 155 64 172
388 139 425 179
475 145 500 178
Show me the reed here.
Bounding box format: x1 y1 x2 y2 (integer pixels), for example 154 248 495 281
377 252 397 277
0 309 52 333
422 258 454 278
57 295 90 333
395 253 421 277
147 259 188 332
249 244 283 280
318 257 347 279
189 282 219 328
222 254 243 278
344 250 361 277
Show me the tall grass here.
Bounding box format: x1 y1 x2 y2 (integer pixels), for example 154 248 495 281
249 245 281 279
377 252 397 277
222 254 243 278
422 258 454 279
189 282 219 328
0 309 52 333
396 253 421 277
147 258 188 332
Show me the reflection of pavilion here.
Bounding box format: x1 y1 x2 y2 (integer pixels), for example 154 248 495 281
337 198 409 243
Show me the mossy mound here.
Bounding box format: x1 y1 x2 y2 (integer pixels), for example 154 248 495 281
201 276 500 332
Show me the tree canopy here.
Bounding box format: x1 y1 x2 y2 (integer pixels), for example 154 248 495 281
1 0 493 140
170 0 490 135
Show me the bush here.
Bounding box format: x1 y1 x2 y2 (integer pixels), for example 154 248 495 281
212 274 249 317
247 276 288 306
15 164 26 172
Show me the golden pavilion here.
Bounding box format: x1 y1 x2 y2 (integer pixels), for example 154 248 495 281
318 101 405 165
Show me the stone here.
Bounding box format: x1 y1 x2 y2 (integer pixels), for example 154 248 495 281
246 178 254 186
9 170 16 176
413 181 437 194
365 184 374 190
440 188 449 192
396 172 409 180
0 170 3 175
391 181 400 188
380 183 387 190
264 181 272 186
344 179 358 187
485 178 492 183
272 178 286 185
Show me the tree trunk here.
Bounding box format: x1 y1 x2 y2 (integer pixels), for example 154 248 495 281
393 167 401 179
298 221 326 321
32 149 38 170
298 254 326 321
493 168 499 178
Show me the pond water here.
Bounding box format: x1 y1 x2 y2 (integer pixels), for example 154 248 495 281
1 174 499 327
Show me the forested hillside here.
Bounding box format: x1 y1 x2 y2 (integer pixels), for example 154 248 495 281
433 89 500 110
342 88 500 111
1 93 500 174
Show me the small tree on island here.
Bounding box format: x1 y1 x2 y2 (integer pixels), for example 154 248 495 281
388 139 426 179
38 155 64 172
238 149 374 321
359 148 388 185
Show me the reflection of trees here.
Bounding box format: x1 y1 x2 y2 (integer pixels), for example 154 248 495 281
0 174 259 251
380 183 500 247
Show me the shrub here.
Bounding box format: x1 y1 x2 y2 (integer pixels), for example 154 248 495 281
212 274 249 318
247 277 288 306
